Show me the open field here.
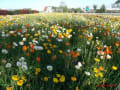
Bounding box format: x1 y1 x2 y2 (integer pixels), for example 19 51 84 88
0 13 120 90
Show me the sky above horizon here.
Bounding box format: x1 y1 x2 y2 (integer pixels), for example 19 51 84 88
0 0 117 11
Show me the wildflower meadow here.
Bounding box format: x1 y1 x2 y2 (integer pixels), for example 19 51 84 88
0 13 120 90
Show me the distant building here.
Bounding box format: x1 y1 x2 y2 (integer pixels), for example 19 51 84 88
112 1 120 8
44 6 53 12
0 9 7 15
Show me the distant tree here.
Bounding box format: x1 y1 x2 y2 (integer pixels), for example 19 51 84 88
115 0 120 4
93 5 97 12
99 4 106 13
115 0 120 8
76 8 83 13
59 1 68 12
71 8 75 13
52 6 57 12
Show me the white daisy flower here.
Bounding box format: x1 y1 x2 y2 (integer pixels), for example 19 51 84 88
85 71 90 76
9 31 14 34
67 49 71 53
5 63 12 68
75 62 82 70
47 65 53 71
77 48 81 52
13 42 18 47
21 65 28 71
1 34 5 37
19 57 25 61
73 32 76 34
106 54 111 59
21 61 27 65
19 41 24 45
87 41 90 45
57 39 63 42
22 37 26 41
16 61 22 67
34 46 44 50
1 49 8 54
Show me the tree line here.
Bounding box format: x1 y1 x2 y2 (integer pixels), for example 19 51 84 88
0 9 39 15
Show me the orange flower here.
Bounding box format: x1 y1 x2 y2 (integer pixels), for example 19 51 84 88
48 34 52 38
52 55 57 60
99 67 104 71
26 53 30 56
7 44 11 49
22 45 28 51
65 52 68 56
30 49 34 53
25 35 28 38
78 34 82 38
71 76 77 82
111 34 115 38
70 51 74 55
104 47 112 54
58 36 61 39
27 24 30 28
65 42 70 46
18 29 22 33
76 52 80 56
115 43 119 47
30 44 34 48
116 48 120 53
103 32 106 36
83 35 87 38
96 46 100 50
72 52 76 58
36 57 40 62
0 45 2 48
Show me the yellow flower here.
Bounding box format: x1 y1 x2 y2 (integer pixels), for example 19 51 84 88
71 76 77 82
95 73 98 77
56 74 61 78
59 75 65 83
94 68 98 73
103 78 106 83
44 77 48 81
30 36 33 39
54 31 57 35
53 45 57 48
35 72 39 75
43 43 47 46
34 33 39 36
99 72 103 77
59 50 63 54
45 46 48 50
17 80 24 86
49 43 52 47
67 29 72 33
21 76 27 82
88 36 93 41
53 77 59 83
6 87 12 90
76 86 80 90
94 58 100 62
112 66 118 70
47 50 51 54
12 75 19 81
36 68 41 72
97 41 100 45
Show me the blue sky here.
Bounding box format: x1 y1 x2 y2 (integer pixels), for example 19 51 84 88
0 0 117 11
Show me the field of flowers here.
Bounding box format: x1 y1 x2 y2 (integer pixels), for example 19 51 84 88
0 13 120 90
